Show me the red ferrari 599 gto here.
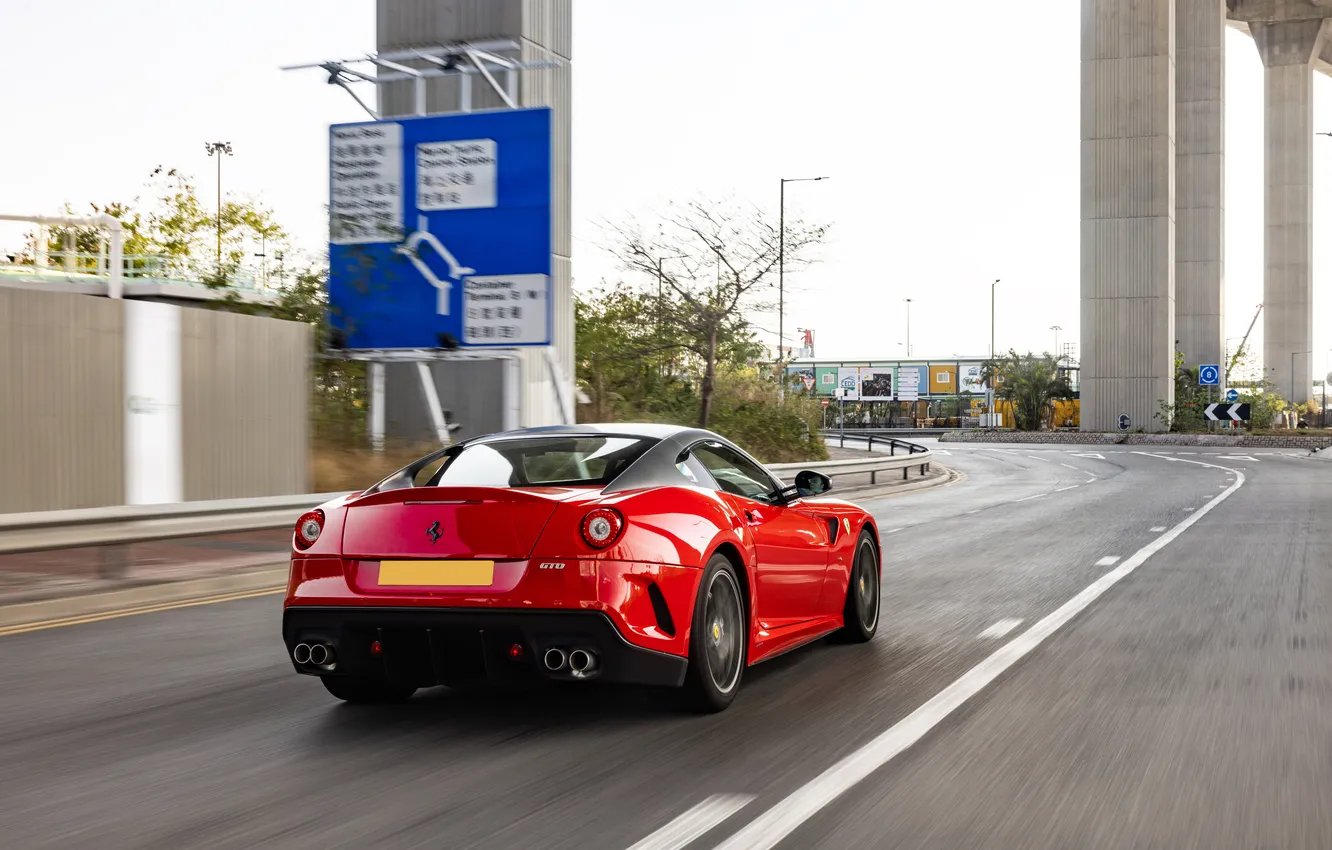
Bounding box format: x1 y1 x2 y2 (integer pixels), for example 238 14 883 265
283 424 881 712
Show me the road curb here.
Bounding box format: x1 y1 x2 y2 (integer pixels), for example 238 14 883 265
837 464 959 501
0 566 287 630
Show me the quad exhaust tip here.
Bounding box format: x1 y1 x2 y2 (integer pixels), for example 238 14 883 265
293 642 336 669
543 648 567 671
569 648 598 674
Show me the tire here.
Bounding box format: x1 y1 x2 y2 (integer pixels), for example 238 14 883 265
835 529 880 643
681 553 748 713
320 675 418 704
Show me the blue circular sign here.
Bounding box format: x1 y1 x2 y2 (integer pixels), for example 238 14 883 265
1226 388 1239 403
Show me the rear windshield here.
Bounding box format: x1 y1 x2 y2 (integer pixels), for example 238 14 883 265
428 436 654 488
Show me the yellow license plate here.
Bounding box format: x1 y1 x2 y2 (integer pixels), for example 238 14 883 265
378 560 495 587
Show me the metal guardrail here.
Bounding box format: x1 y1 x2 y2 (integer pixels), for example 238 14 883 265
819 429 938 454
0 493 352 556
0 444 933 556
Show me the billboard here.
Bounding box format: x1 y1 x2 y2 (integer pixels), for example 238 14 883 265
327 107 553 350
836 367 861 399
785 365 815 392
960 363 986 394
858 367 894 400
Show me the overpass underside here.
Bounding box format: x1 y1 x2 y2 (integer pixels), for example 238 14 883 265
1081 0 1331 431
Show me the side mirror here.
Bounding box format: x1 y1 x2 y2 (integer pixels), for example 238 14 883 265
794 470 832 497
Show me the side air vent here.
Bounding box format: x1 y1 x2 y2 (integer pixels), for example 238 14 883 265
646 582 676 636
826 517 840 544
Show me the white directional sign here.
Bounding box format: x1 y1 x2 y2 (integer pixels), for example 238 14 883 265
1199 364 1220 386
329 122 403 245
897 368 920 402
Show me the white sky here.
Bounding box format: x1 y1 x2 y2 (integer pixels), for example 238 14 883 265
1 0 1329 371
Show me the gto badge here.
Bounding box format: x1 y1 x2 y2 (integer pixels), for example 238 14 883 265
538 562 564 570
425 521 441 544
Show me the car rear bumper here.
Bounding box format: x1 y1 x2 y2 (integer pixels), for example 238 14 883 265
282 606 689 689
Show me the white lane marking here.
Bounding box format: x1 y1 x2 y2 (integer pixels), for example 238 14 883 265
884 528 904 534
711 454 1245 850
1072 452 1105 459
1014 493 1046 502
1218 455 1258 462
1095 556 1121 567
1060 463 1079 470
1055 485 1079 492
1026 455 1051 462
964 509 982 515
978 618 1024 639
1150 526 1166 532
1085 476 1098 482
933 449 952 455
627 794 755 850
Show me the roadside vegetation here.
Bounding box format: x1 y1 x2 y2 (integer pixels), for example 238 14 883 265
16 175 832 482
581 196 831 462
1155 349 1312 432
979 350 1074 431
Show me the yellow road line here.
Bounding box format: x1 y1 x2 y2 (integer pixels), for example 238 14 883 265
0 587 285 637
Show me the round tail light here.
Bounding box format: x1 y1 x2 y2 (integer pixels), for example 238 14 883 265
295 509 325 549
581 508 624 549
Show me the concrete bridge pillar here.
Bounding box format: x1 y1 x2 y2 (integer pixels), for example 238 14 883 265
1080 0 1177 432
1175 0 1227 376
1252 18 1329 404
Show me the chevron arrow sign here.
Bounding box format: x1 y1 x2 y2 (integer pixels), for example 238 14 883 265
1204 402 1250 421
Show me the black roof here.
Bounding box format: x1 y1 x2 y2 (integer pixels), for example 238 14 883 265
454 423 776 494
459 422 696 445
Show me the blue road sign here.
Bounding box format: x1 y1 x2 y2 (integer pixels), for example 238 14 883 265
327 108 552 350
1226 388 1239 403
1199 364 1220 386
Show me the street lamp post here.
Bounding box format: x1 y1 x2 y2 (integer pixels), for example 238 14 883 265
654 253 685 378
204 141 233 271
778 175 828 400
1051 325 1062 361
904 298 912 357
989 279 1000 424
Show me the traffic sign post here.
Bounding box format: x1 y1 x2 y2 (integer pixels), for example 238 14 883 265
328 107 553 351
1199 364 1220 386
1117 413 1131 432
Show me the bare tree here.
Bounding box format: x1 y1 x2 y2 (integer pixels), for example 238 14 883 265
603 198 828 427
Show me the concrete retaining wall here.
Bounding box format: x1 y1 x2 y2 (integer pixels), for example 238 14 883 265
941 430 1332 449
0 287 310 512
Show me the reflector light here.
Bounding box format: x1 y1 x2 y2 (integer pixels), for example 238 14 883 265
581 508 624 549
294 509 325 549
508 643 524 660
370 640 382 655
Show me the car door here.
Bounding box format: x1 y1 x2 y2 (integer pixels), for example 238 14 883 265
687 442 830 628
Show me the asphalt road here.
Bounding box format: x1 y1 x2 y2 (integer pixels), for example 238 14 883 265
2 441 1328 849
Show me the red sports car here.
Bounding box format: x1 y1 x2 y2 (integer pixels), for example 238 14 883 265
283 424 881 712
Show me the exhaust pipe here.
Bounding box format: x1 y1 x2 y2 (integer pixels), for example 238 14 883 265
293 643 311 664
543 647 567 671
309 644 336 666
569 649 597 674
